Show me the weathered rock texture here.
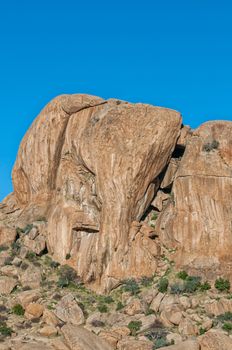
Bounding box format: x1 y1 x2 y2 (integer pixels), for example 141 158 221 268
156 121 232 281
2 94 182 292
1 93 232 292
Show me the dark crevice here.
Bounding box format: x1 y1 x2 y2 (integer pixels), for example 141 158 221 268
171 145 185 158
72 227 99 234
140 205 154 222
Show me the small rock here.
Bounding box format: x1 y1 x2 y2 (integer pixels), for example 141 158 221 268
39 325 58 337
0 276 17 294
0 265 19 278
150 292 165 312
124 298 144 316
55 293 85 326
20 264 42 289
99 330 119 348
178 317 198 336
25 302 44 319
12 257 22 267
42 308 60 326
17 289 41 308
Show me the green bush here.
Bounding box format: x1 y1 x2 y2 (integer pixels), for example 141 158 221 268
154 337 172 349
184 276 201 293
12 304 24 316
0 322 13 337
103 296 114 304
26 251 37 262
215 278 230 292
176 271 188 280
222 322 232 331
151 213 158 221
217 312 232 322
128 320 142 336
158 278 169 293
122 279 140 295
199 281 211 291
97 304 108 313
65 253 71 260
116 302 124 311
199 327 207 335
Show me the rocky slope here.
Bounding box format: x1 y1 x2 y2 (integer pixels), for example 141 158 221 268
0 94 232 349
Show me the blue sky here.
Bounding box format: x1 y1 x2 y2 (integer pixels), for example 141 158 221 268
0 0 232 200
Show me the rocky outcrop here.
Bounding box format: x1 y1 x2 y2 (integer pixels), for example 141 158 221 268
2 94 182 292
1 93 232 292
156 121 232 281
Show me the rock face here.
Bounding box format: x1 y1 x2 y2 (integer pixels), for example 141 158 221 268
2 94 182 292
156 121 232 280
1 93 232 292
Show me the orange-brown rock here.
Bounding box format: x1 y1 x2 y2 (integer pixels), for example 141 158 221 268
199 330 232 350
2 94 181 292
157 121 232 280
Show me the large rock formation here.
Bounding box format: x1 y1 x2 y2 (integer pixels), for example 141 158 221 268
156 121 232 281
2 94 182 292
1 93 232 292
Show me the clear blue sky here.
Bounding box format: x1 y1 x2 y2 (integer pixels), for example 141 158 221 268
0 0 231 201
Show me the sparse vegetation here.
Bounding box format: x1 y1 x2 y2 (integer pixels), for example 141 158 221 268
0 322 13 337
151 212 158 221
217 312 232 322
199 327 207 335
153 337 172 349
176 270 188 280
97 304 108 313
128 320 142 336
140 276 154 287
215 278 230 292
170 282 185 294
158 278 169 293
57 265 80 288
12 304 25 316
116 302 124 311
222 322 232 331
122 278 140 295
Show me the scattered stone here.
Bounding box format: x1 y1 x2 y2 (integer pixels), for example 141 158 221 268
178 317 198 336
0 276 17 294
150 292 165 312
25 302 44 319
39 325 58 337
20 264 42 289
61 324 113 350
42 308 60 326
17 289 41 308
205 298 232 316
55 293 85 325
124 298 144 316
